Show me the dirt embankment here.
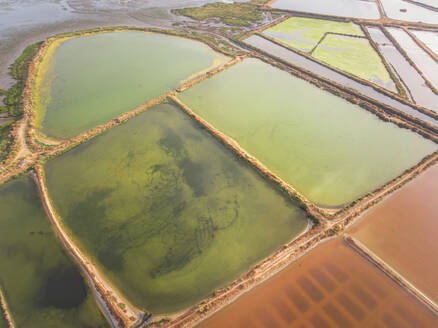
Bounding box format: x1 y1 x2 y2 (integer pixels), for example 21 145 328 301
344 235 438 316
34 167 139 327
0 288 15 328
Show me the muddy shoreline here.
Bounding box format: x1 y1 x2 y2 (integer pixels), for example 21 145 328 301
0 20 437 327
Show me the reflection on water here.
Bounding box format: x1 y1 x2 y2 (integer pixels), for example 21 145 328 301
199 239 438 328
44 103 308 313
270 0 380 19
0 176 108 328
368 27 438 112
349 163 438 304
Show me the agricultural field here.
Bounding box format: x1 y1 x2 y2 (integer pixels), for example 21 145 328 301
1 0 438 327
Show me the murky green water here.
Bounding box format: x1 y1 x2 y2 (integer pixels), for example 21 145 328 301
178 58 437 207
44 103 308 313
0 309 7 328
35 31 228 139
0 176 109 328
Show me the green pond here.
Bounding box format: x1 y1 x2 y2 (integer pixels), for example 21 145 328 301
0 176 109 328
0 309 7 328
44 103 308 313
178 58 437 207
35 31 228 139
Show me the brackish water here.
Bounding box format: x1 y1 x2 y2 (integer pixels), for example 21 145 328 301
178 58 437 207
44 103 308 313
270 0 380 19
0 176 108 328
199 239 438 328
35 31 228 139
243 35 438 127
349 164 438 304
368 27 438 112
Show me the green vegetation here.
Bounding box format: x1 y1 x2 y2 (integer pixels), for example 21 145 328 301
312 34 396 91
178 58 437 206
264 17 363 52
3 42 42 117
44 103 308 313
34 31 228 139
0 176 109 327
0 120 15 161
175 0 266 26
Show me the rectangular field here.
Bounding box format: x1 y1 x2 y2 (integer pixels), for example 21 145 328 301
199 238 438 328
349 163 438 304
178 58 437 207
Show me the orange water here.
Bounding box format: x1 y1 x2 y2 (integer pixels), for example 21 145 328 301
199 239 437 328
349 163 438 304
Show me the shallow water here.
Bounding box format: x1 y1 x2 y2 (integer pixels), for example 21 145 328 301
349 163 438 304
244 34 438 126
44 103 308 313
35 31 228 139
412 30 438 56
198 238 438 328
368 27 438 112
178 58 437 207
263 17 363 52
270 0 380 19
312 34 396 91
380 0 438 24
0 176 109 328
0 310 7 328
388 28 438 90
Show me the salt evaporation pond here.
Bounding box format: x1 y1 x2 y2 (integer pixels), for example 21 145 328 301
34 31 228 139
269 0 380 19
0 176 109 328
178 58 437 207
199 238 438 328
44 103 308 313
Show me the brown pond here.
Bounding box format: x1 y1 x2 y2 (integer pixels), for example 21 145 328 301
349 163 438 305
198 238 437 328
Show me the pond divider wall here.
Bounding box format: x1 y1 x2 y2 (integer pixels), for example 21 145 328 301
404 27 438 64
34 167 140 328
360 24 407 97
170 95 326 222
0 288 15 328
381 27 438 96
255 31 421 107
344 235 438 316
239 39 438 136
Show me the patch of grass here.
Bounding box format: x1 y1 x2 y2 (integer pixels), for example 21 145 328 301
175 0 267 26
3 41 43 117
264 17 363 52
312 34 396 91
0 120 15 161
